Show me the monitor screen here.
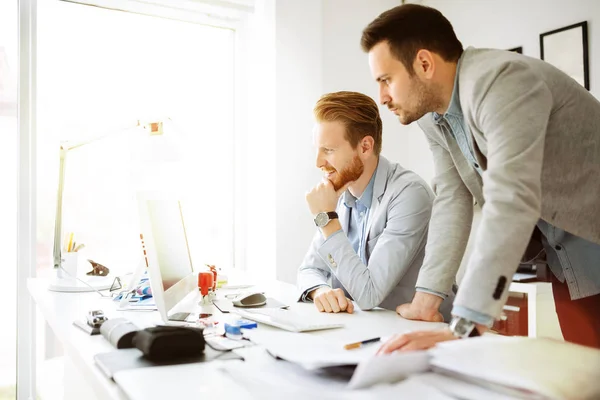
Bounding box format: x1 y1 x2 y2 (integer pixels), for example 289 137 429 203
137 192 198 322
145 199 193 291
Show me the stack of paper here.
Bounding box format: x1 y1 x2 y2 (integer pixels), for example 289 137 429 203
241 329 600 398
430 336 600 400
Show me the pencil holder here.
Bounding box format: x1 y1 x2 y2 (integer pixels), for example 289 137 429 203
58 252 80 279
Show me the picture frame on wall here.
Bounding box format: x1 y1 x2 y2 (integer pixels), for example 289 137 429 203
540 21 589 90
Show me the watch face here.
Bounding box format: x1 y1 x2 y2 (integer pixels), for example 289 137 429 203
451 317 474 338
314 212 329 227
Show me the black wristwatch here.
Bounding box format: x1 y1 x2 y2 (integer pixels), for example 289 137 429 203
449 316 481 339
314 211 338 228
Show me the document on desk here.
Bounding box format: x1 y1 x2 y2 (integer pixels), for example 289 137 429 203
348 350 430 389
242 329 380 369
220 360 451 400
242 329 432 389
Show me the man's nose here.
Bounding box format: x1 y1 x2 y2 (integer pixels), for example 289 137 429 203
379 87 390 105
316 153 325 169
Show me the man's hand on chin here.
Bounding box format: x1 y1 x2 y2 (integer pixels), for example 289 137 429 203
305 179 351 216
396 291 444 322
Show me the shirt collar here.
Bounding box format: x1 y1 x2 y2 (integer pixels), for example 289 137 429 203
343 169 377 209
432 54 464 123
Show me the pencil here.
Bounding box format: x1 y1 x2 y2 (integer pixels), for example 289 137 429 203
67 232 74 252
343 337 381 350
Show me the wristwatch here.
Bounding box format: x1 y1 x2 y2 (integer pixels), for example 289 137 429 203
449 316 481 339
314 211 338 228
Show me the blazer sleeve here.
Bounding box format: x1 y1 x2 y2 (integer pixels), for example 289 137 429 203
455 61 551 319
317 183 432 310
297 230 332 300
415 128 474 296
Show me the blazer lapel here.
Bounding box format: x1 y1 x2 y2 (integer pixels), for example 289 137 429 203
363 157 390 253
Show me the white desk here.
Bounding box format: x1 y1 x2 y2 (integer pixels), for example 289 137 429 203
28 276 448 400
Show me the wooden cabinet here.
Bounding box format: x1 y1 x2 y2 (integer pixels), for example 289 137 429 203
492 282 563 339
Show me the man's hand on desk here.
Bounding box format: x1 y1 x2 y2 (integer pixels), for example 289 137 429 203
377 328 457 354
309 287 354 314
376 322 490 354
396 291 444 322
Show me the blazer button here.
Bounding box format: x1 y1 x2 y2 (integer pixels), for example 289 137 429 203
493 276 507 300
473 162 479 169
555 245 562 251
327 254 337 268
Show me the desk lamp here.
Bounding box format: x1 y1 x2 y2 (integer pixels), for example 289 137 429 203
48 119 179 292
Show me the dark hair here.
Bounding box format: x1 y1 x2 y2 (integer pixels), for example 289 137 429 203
361 4 463 75
314 91 383 155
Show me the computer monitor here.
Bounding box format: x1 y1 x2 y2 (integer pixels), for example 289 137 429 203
137 191 197 322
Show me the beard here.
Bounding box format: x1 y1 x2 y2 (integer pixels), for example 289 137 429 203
390 77 442 125
325 154 364 191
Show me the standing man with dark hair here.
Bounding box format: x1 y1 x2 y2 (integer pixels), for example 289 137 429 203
361 4 600 351
298 91 453 318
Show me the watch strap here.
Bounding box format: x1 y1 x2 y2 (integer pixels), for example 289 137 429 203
468 327 481 337
326 211 338 220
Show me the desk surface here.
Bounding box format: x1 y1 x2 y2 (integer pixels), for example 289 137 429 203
29 274 447 400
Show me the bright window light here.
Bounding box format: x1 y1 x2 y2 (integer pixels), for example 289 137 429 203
36 1 235 278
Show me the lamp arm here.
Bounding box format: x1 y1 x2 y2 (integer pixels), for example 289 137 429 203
53 146 68 268
51 119 161 268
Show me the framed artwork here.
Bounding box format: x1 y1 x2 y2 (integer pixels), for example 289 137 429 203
508 46 523 54
540 21 589 90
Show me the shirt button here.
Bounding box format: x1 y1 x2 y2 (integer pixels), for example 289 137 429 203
473 163 479 169
555 245 562 251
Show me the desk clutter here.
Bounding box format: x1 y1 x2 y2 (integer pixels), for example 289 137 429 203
222 331 600 399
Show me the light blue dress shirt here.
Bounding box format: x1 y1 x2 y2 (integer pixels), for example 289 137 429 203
343 172 375 265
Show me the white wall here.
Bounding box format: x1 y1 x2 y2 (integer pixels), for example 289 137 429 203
422 0 600 98
321 0 432 183
273 0 414 284
273 0 323 283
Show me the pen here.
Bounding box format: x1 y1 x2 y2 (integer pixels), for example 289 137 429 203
73 243 85 252
344 337 381 350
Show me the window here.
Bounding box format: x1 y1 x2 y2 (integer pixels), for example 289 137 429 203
0 1 18 398
36 0 235 283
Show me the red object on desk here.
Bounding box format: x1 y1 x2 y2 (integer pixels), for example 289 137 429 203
198 271 214 296
207 265 218 290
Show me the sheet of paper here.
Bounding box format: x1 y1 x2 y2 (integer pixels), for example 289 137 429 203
220 360 452 400
348 350 430 389
243 329 380 369
406 373 512 400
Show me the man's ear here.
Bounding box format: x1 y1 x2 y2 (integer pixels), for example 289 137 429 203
360 136 375 155
414 49 435 79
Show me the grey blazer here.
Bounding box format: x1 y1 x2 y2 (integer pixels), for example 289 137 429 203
297 156 454 319
416 47 600 320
